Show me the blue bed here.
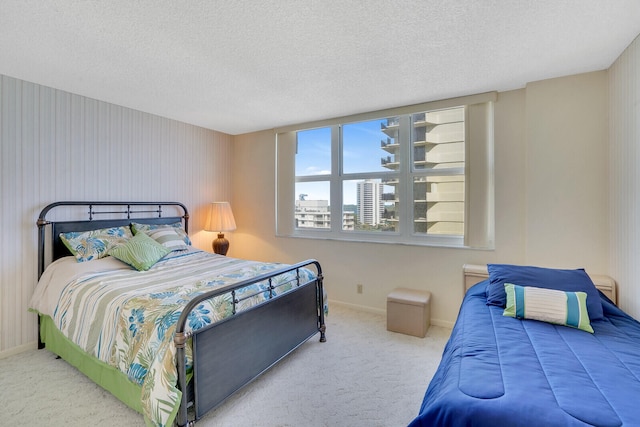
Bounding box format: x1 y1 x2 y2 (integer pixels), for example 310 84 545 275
409 265 640 427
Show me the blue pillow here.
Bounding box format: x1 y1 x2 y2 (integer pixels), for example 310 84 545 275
486 264 604 321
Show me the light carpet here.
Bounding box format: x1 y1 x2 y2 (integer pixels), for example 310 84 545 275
0 304 450 426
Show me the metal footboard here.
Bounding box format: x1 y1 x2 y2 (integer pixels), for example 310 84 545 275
173 260 325 426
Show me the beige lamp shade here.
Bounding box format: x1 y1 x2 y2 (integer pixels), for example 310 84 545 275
205 202 236 255
205 202 236 232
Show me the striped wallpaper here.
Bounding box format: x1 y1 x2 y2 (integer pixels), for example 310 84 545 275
0 74 233 356
609 34 640 320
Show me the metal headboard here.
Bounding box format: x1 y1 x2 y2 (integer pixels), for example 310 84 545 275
37 201 189 279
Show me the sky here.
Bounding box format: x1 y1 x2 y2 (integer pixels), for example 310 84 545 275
295 118 394 204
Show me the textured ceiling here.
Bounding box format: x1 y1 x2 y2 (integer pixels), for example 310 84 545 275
1 1 639 135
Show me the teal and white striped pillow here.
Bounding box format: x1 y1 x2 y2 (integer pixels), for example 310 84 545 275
108 231 171 271
503 283 594 333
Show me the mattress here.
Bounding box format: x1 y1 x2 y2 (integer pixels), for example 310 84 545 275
409 280 640 427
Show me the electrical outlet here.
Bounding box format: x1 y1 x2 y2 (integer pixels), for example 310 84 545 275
357 284 363 294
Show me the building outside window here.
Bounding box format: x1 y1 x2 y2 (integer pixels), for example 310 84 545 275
356 179 384 228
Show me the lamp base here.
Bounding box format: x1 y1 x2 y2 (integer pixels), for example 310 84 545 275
213 233 230 256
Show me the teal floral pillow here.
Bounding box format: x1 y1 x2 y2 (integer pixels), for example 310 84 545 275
108 231 171 271
60 226 133 262
131 222 191 246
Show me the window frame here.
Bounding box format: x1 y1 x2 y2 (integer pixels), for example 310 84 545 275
276 92 496 249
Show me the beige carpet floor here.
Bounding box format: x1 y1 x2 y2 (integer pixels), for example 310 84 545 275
0 304 450 426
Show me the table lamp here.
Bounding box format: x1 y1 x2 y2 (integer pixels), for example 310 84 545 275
205 202 236 255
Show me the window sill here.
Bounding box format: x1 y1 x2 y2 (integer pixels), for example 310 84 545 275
276 231 494 250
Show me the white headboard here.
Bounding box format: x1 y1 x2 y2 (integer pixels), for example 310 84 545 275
463 264 617 306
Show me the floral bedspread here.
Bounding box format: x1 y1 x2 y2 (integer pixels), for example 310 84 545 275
31 249 318 426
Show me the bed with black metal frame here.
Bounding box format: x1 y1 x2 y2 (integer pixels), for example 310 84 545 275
34 201 326 426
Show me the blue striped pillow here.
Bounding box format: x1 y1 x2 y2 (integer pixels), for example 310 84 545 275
503 283 594 333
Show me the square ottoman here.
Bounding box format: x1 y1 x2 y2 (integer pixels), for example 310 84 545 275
386 288 431 338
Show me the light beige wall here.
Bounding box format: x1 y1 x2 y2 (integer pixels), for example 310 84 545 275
609 34 640 319
524 71 609 271
0 74 233 357
232 72 611 326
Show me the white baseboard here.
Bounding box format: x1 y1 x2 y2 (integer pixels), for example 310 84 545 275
430 319 454 329
0 341 37 360
328 299 386 315
328 299 454 329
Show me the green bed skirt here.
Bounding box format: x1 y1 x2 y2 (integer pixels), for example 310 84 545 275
39 314 146 415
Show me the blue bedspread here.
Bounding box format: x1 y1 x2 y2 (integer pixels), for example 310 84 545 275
409 280 640 427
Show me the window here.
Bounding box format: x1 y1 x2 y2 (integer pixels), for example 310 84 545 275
277 93 495 248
